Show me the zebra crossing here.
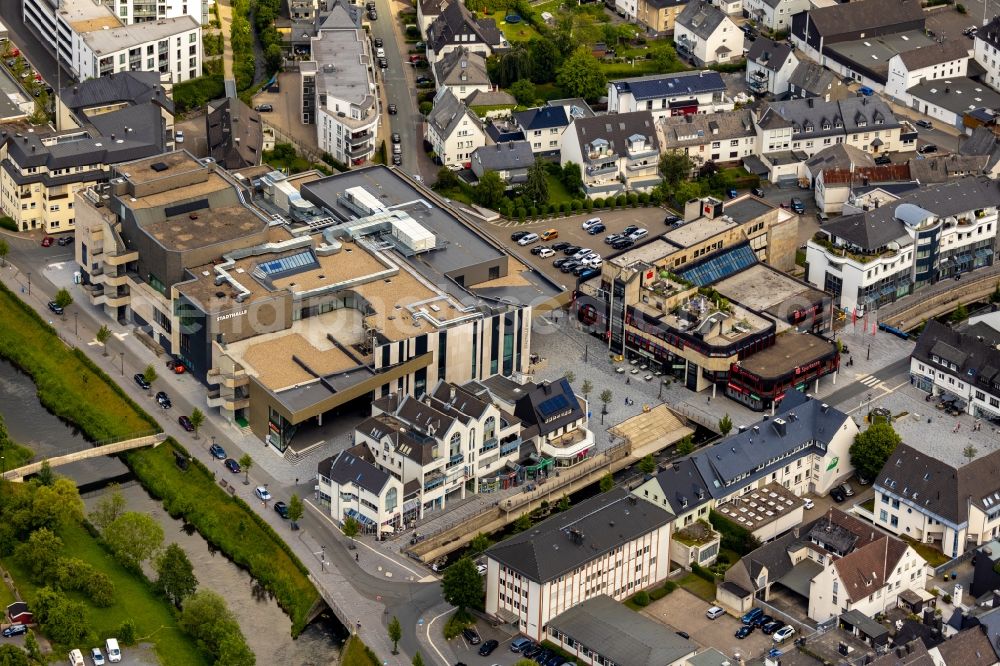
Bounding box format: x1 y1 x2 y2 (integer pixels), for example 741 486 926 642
857 374 886 391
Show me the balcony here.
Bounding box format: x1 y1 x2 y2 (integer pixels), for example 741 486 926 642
350 129 372 142
500 437 521 456
479 438 498 455
540 428 595 462
424 471 445 491
347 144 373 158
626 144 658 159
104 249 139 267
91 269 128 287
586 162 618 177
446 453 464 469
89 285 131 308
586 151 618 165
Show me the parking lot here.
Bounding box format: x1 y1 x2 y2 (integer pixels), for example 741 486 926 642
447 620 524 666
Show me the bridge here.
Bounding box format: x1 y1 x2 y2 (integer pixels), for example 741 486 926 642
2 433 166 482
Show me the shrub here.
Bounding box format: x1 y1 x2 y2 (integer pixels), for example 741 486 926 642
943 593 953 603
957 2 967 11
649 190 663 205
664 580 678 593
517 207 527 222
560 202 570 214
443 611 472 639
691 562 716 582
627 193 639 207
608 198 617 210
710 510 762 556
616 194 627 207
638 192 650 206
632 590 650 606
419 101 433 115
172 74 225 114
594 197 605 208
571 200 582 212
548 203 558 215
118 619 137 646
0 216 15 231
649 587 668 601
529 206 538 218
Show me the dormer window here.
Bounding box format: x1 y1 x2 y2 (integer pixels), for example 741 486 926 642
822 121 831 130
857 119 867 127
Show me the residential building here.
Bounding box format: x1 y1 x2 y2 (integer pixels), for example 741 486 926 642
425 1 506 62
608 70 733 120
746 39 799 97
206 98 264 170
0 72 173 234
426 88 485 168
884 41 971 107
711 0 741 16
102 0 207 25
813 163 913 214
657 108 756 167
908 154 988 184
635 0 692 36
559 110 660 197
930 629 999 666
545 595 697 666
744 0 809 33
820 31 939 93
673 3 741 66
874 442 1000 559
465 90 516 119
507 377 594 470
485 488 674 640
805 176 1000 312
791 0 926 71
471 141 535 187
317 446 405 538
432 47 491 102
804 143 875 184
722 509 928 621
75 157 549 448
24 0 201 83
616 0 639 23
907 77 1000 130
301 3 378 166
514 106 570 157
416 0 448 36
787 61 847 102
974 17 1000 92
960 126 1000 178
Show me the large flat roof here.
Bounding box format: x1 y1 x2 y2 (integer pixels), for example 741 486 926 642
664 215 739 248
610 238 676 268
825 31 933 81
142 205 265 250
736 332 837 378
310 28 376 111
714 264 827 331
81 16 199 54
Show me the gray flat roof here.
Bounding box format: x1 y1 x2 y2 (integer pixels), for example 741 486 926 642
310 27 374 109
908 77 1000 116
825 31 934 81
81 16 198 54
714 263 826 314
0 67 28 120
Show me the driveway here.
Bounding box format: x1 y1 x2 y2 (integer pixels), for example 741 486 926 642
253 72 320 156
643 588 776 661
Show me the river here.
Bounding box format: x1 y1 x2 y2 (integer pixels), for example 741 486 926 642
0 356 346 664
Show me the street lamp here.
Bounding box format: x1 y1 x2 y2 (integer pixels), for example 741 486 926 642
321 545 326 572
26 271 30 296
119 352 125 377
74 311 78 337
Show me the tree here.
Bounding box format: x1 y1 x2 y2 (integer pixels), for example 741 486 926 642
556 47 607 100
849 422 902 482
105 511 165 571
435 166 460 191
413 653 425 666
963 444 978 462
469 533 491 555
287 493 304 529
343 515 360 539
17 528 63 583
54 288 73 315
217 634 255 666
676 435 695 456
639 454 657 475
0 643 30 666
952 302 969 323
512 514 531 532
156 543 198 608
599 389 613 413
189 408 205 439
651 45 683 73
388 615 402 654
497 44 532 87
117 619 137 646
0 238 8 267
35 460 53 487
441 556 483 612
96 324 112 356
557 495 570 512
523 162 549 207
265 42 283 74
23 630 41 663
39 593 88 645
180 590 249 659
659 152 694 188
599 472 614 492
509 79 537 106
238 453 253 485
580 379 593 401
89 484 126 533
528 38 562 84
718 414 734 437
142 364 157 393
30 478 84 530
990 281 1000 304
475 170 506 210
561 162 583 196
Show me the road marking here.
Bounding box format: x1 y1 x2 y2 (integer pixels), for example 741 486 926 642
425 607 454 666
113 331 129 341
303 498 424 578
858 375 882 387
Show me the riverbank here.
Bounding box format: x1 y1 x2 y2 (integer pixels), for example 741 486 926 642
0 280 321 635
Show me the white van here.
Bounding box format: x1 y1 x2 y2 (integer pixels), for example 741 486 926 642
105 639 121 663
68 649 85 666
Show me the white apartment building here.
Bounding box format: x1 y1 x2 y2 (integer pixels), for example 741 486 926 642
485 488 673 640
24 0 201 83
426 88 485 167
884 41 971 107
743 0 809 32
805 176 1000 312
302 2 378 165
317 447 406 538
974 17 1000 92
746 39 798 97
674 2 741 67
607 71 733 121
560 110 661 197
658 109 757 167
874 441 1000 559
102 0 208 26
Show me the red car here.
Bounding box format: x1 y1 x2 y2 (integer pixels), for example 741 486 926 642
166 359 186 374
41 236 53 247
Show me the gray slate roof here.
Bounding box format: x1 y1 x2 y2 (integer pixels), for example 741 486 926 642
485 488 673 583
512 377 584 438
804 0 924 37
318 446 391 494
805 144 874 172
897 40 970 70
59 71 173 116
659 109 754 149
788 61 838 96
546 595 697 666
436 47 491 88
427 1 503 54
514 106 569 131
207 97 263 170
572 110 659 156
908 154 987 184
908 77 1000 117
747 39 795 72
466 89 516 108
676 1 729 40
758 96 900 140
427 88 483 140
471 141 534 173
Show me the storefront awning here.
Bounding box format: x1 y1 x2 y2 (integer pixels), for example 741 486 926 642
346 508 375 526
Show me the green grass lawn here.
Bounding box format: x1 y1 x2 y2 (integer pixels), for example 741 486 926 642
545 173 576 206
860 498 876 513
677 572 717 602
4 439 34 469
903 536 951 568
487 11 541 41
2 519 208 665
341 636 381 666
0 575 16 609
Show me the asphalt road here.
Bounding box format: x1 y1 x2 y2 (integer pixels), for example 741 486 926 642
821 356 911 408
0 0 75 88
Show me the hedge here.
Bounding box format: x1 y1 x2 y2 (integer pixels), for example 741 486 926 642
0 215 15 231
691 562 717 582
172 74 226 114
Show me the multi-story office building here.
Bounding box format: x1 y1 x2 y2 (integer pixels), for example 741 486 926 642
805 176 1000 313
0 72 173 233
300 1 378 165
75 156 552 449
24 0 201 83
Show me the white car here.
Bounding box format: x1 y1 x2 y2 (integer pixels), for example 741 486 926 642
476 563 487 575
538 248 555 258
803 498 815 510
174 130 184 144
706 606 725 619
628 228 648 240
375 47 386 58
91 648 106 666
254 486 271 501
572 247 592 260
582 217 602 230
517 233 539 246
773 625 796 643
587 258 603 269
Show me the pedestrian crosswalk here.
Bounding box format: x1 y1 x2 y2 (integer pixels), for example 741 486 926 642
858 374 885 390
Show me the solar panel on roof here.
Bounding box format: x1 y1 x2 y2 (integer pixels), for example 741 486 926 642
538 394 570 418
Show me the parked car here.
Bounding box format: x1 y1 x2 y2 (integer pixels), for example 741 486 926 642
551 241 571 251
155 391 172 409
611 238 634 250
254 103 273 112
773 626 796 643
628 228 648 241
2 624 27 637
166 359 186 374
57 235 74 246
735 625 755 639
754 614 774 628
742 608 764 624
858 86 874 96
830 487 846 502
392 154 402 166
582 217 602 230
560 261 581 273
803 498 815 510
224 458 241 473
374 37 383 47
367 8 377 19
388 104 397 114
577 268 600 280
133 373 151 390
69 650 85 666
178 415 195 432
254 486 271 501
175 130 184 144
41 236 54 247
530 245 550 255
416 75 431 85
605 234 623 244
522 644 543 658
274 501 289 518
562 244 582 255
47 300 64 315
517 233 539 246
762 620 785 635
552 257 570 268
874 154 892 165
622 224 639 235
706 606 726 619
534 650 552 664
511 637 533 653
462 627 481 645
479 640 499 656
676 631 690 639
727 187 738 198
209 443 227 459
916 119 933 129
587 223 606 235
840 482 855 497
391 132 401 144
540 228 559 241
663 215 681 226
538 248 555 258
752 186 765 197
90 648 106 666
790 198 805 214
511 230 529 241
919 144 938 154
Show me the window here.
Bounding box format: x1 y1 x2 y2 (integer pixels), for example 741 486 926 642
880 509 888 521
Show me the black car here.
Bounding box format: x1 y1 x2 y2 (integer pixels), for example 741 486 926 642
534 650 552 664
378 58 388 69
511 230 529 241
367 8 377 19
178 415 195 432
752 187 765 197
274 501 289 518
155 391 172 409
623 224 639 235
919 144 938 154
374 37 383 47
762 620 784 635
676 631 690 639
254 103 273 112
530 245 550 255
830 487 847 502
478 640 499 656
57 235 74 246
611 238 634 250
916 119 933 129
416 75 432 85
388 103 397 114
552 257 570 268
551 241 571 251
522 644 543 659
47 300 64 315
562 244 582 255
605 234 622 244
587 223 606 234
392 154 402 166
874 154 892 165
1 624 27 637
735 624 755 639
461 627 481 645
392 132 401 143
133 373 151 390
544 655 565 666
225 458 241 474
663 215 681 226
560 261 581 273
754 614 773 628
